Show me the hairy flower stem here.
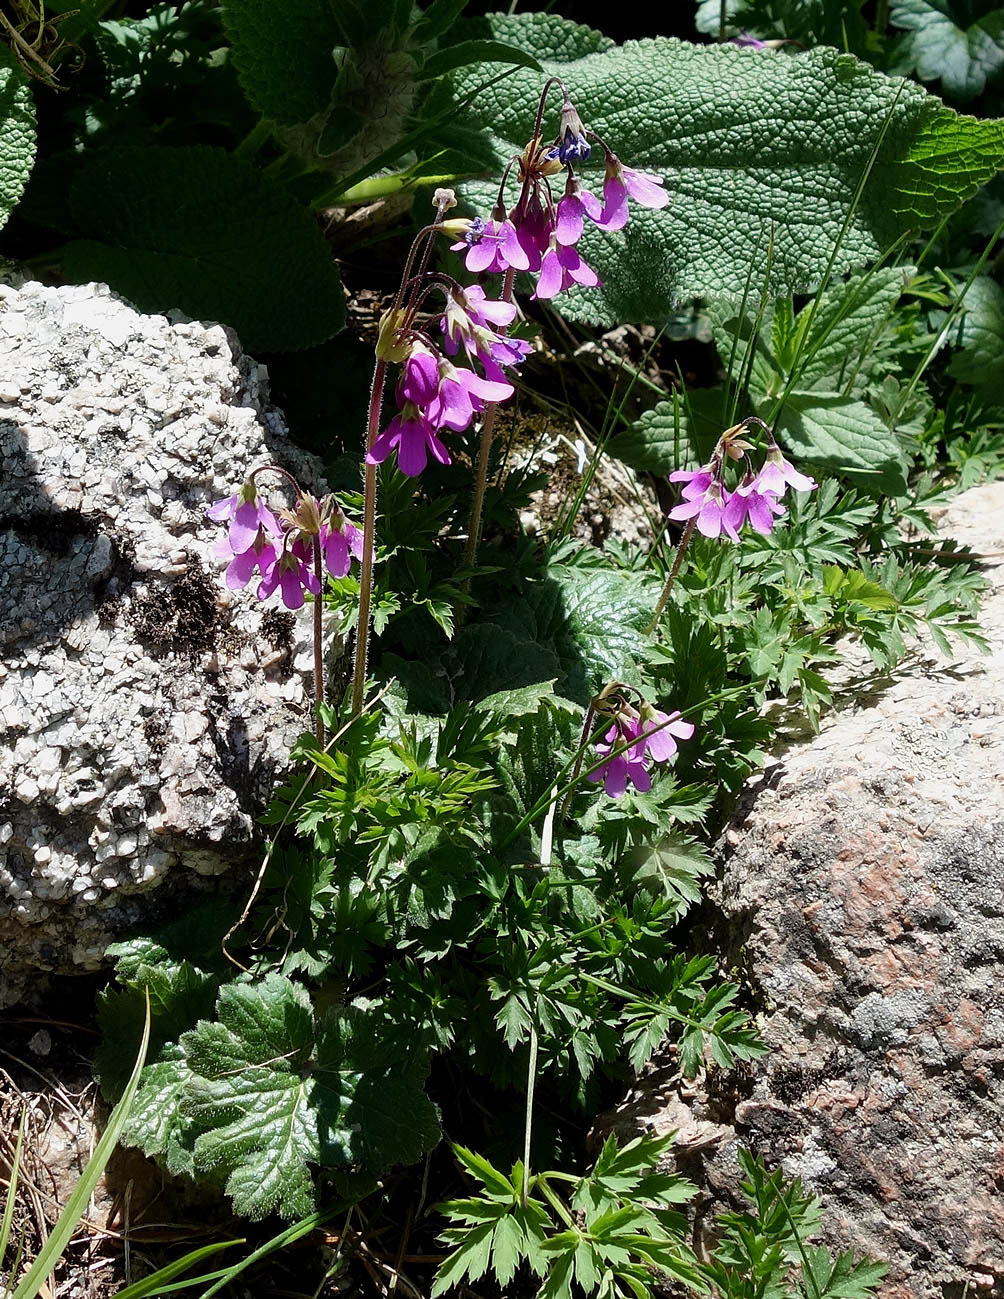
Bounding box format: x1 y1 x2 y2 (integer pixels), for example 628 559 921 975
351 357 388 717
457 266 517 624
312 537 324 746
648 517 696 635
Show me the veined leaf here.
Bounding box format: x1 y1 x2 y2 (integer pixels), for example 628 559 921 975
182 976 440 1220
890 0 1004 99
0 47 36 232
443 14 1004 323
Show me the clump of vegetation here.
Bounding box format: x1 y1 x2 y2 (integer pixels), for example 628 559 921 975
2 1 1003 1295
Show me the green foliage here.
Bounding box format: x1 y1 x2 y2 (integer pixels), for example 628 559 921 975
61 145 345 352
443 13 1004 323
0 46 36 232
890 0 1004 99
698 1152 886 1298
433 1135 704 1299
182 976 439 1219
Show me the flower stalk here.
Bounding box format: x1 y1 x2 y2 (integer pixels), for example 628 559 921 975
351 356 388 717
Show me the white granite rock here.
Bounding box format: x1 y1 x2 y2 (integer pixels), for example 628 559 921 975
0 281 332 1005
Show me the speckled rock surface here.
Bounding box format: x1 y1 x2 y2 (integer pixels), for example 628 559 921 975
618 483 1004 1299
0 281 327 1005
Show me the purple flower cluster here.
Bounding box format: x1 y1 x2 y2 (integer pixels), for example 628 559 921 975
668 441 817 541
589 702 695 798
207 480 363 610
368 288 530 478
454 151 668 303
370 90 671 479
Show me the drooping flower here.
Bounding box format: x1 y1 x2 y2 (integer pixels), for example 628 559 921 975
588 729 652 797
594 155 669 232
368 403 452 478
668 475 738 541
319 512 364 579
257 548 321 611
633 706 695 762
547 97 592 165
588 701 694 798
215 526 278 592
206 480 281 556
398 346 440 406
722 475 786 537
755 446 818 497
533 239 601 301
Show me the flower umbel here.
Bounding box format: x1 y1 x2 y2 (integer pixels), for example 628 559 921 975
586 686 694 799
667 417 815 543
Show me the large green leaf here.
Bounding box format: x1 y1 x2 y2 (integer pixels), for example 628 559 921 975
182 975 440 1220
0 46 36 232
890 0 1004 100
61 146 345 352
774 392 909 494
221 0 342 125
441 14 1004 323
609 388 727 476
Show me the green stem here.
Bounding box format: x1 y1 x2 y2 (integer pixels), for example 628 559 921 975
533 1175 577 1231
234 119 271 160
351 358 388 716
522 1025 539 1208
647 518 696 635
312 537 325 747
459 265 516 617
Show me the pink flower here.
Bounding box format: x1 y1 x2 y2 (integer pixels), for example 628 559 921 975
594 156 669 232
588 705 694 798
454 217 530 274
206 481 281 556
632 707 695 762
588 727 652 797
554 182 604 248
368 404 451 478
756 448 817 497
533 239 601 301
320 516 364 578
668 467 715 501
257 548 320 611
722 476 786 537
441 291 531 373
399 347 440 406
216 526 277 591
668 477 739 541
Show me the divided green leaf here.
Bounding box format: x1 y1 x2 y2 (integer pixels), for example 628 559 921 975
890 0 1004 99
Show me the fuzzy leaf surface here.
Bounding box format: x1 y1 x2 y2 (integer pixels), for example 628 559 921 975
221 0 342 125
947 275 1004 390
444 14 1004 323
62 146 345 352
0 47 36 232
775 392 910 494
182 975 439 1220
